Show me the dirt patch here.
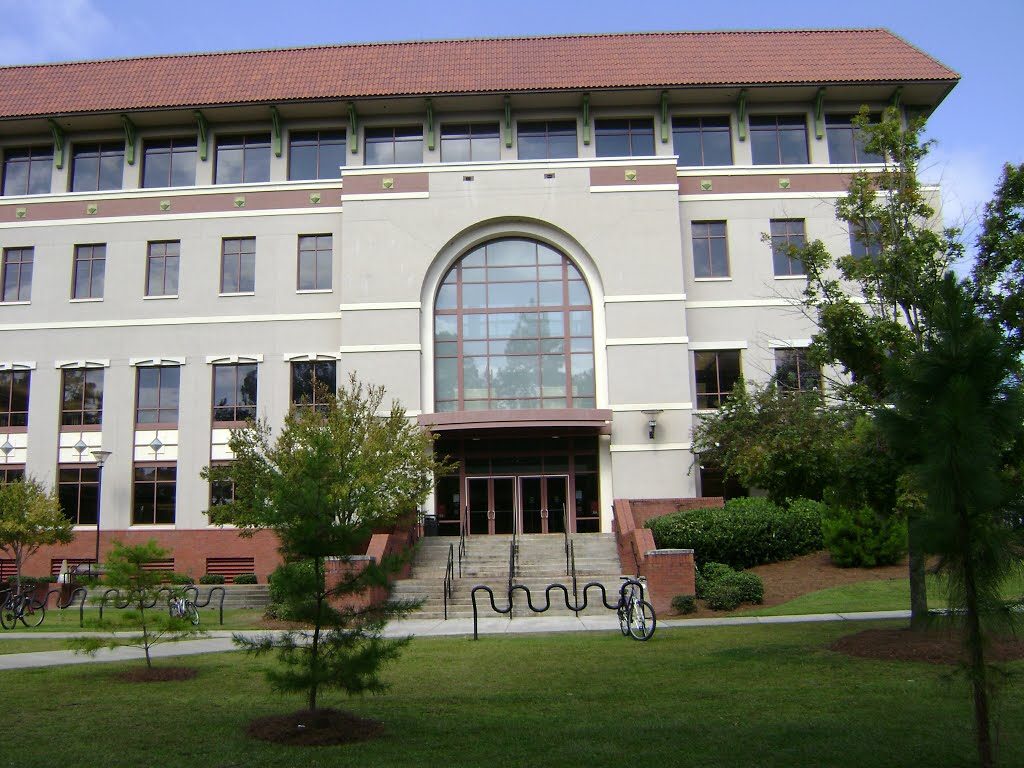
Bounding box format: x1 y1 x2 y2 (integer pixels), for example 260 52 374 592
247 708 384 746
117 666 198 682
831 627 1024 664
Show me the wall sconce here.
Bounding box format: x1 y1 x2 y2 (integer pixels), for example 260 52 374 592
641 409 663 440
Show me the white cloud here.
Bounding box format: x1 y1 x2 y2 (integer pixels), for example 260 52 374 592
0 0 115 65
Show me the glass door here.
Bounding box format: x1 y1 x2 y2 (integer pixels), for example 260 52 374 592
546 476 568 534
466 477 490 535
519 476 543 534
492 477 516 534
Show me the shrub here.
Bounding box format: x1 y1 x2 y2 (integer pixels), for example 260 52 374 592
730 571 764 604
646 497 824 569
671 594 697 614
695 561 764 611
822 506 908 567
695 562 733 598
199 574 225 585
232 573 257 584
267 560 320 621
168 573 194 585
704 581 743 611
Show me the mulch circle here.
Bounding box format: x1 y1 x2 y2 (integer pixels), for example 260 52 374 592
117 666 199 682
247 708 385 747
831 628 1024 665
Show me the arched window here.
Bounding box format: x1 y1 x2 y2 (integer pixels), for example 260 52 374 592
434 238 594 411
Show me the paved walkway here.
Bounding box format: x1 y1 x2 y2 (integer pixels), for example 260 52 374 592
0 609 910 670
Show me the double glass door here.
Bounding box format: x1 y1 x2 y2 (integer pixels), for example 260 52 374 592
466 475 568 535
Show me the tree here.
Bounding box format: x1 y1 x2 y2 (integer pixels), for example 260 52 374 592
71 540 203 669
879 275 1024 768
203 375 453 713
0 476 72 593
799 106 963 627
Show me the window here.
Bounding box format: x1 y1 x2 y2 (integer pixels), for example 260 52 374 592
58 466 100 525
364 126 423 165
297 235 332 291
0 369 29 428
694 350 741 409
212 363 257 423
441 123 500 163
291 361 336 410
672 117 732 166
826 114 883 165
849 218 883 260
2 146 52 195
145 241 179 297
288 130 346 180
750 116 809 165
2 247 33 302
691 222 729 278
221 237 255 294
0 466 25 484
61 368 104 426
769 219 807 277
775 348 821 392
209 468 235 508
595 119 655 158
70 142 124 191
434 238 595 412
136 366 180 425
517 120 577 160
142 137 197 188
215 134 271 184
132 465 176 524
72 244 105 299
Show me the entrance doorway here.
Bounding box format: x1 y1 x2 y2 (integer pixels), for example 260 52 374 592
465 474 569 535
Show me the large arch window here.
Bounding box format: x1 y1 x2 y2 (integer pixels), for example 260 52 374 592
434 238 594 411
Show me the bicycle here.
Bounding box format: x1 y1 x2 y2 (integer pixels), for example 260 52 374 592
168 593 200 626
0 586 46 630
616 576 656 641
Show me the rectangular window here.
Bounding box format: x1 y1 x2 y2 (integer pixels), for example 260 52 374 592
58 466 100 525
297 234 332 291
288 130 346 180
2 247 33 302
691 222 729 278
775 348 822 392
364 126 423 165
212 363 257 424
61 368 104 426
72 244 105 299
672 117 732 166
826 114 883 165
750 116 809 165
70 142 124 192
215 134 271 184
132 465 176 525
291 360 336 410
221 237 256 294
441 123 500 163
694 350 741 409
0 466 25 484
136 366 180 425
0 369 30 428
849 218 883 260
2 146 52 196
595 119 655 158
209 465 236 508
142 137 197 188
145 241 180 297
517 120 578 160
770 219 807 277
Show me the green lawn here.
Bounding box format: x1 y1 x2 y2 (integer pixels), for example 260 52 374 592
6 621 1022 767
0 639 70 654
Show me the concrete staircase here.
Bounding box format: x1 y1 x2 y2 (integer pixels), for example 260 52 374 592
390 533 626 620
196 584 271 611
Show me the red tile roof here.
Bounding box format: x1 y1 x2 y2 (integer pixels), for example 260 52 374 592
0 30 958 120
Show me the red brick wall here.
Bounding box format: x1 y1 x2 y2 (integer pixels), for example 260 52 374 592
325 524 420 611
628 497 724 528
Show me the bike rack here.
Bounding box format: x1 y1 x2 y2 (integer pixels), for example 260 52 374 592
44 586 90 627
97 585 227 625
192 586 227 625
470 581 620 640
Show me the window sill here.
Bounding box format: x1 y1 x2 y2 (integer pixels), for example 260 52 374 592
143 294 178 301
692 277 732 282
129 524 177 530
72 525 98 531
296 288 333 294
70 297 103 303
773 275 808 281
218 292 255 297
0 300 30 306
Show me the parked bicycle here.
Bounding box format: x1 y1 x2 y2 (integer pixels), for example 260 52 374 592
616 576 655 641
0 586 46 629
168 593 200 626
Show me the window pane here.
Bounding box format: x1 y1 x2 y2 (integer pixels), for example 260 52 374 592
170 148 196 187
394 137 423 165
703 130 732 165
216 147 244 184
289 143 318 180
98 150 124 190
778 126 808 164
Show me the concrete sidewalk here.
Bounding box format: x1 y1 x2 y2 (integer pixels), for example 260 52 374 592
0 609 910 670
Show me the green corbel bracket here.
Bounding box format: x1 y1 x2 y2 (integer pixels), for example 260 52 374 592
582 93 590 145
737 90 748 141
120 114 137 165
504 95 513 148
813 88 826 140
890 86 903 110
270 106 282 158
47 119 65 169
194 110 209 162
347 102 358 154
426 99 435 151
660 90 670 143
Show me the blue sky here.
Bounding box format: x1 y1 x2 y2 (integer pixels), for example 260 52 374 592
1 0 1019 260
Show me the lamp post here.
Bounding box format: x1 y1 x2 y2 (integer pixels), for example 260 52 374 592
90 449 111 569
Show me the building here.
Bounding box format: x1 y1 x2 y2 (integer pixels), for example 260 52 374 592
0 30 957 580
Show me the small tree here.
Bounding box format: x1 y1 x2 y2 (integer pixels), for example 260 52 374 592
203 375 453 713
0 476 72 593
71 540 203 668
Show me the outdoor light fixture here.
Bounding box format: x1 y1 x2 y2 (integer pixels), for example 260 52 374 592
641 409 663 440
90 449 112 569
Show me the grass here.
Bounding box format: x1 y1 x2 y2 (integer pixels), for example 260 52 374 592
0 639 71 654
6 620 1023 767
5 607 266 633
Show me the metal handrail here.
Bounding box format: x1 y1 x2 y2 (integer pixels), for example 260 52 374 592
569 539 579 618
442 543 455 620
507 537 517 615
458 517 467 578
563 503 570 575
